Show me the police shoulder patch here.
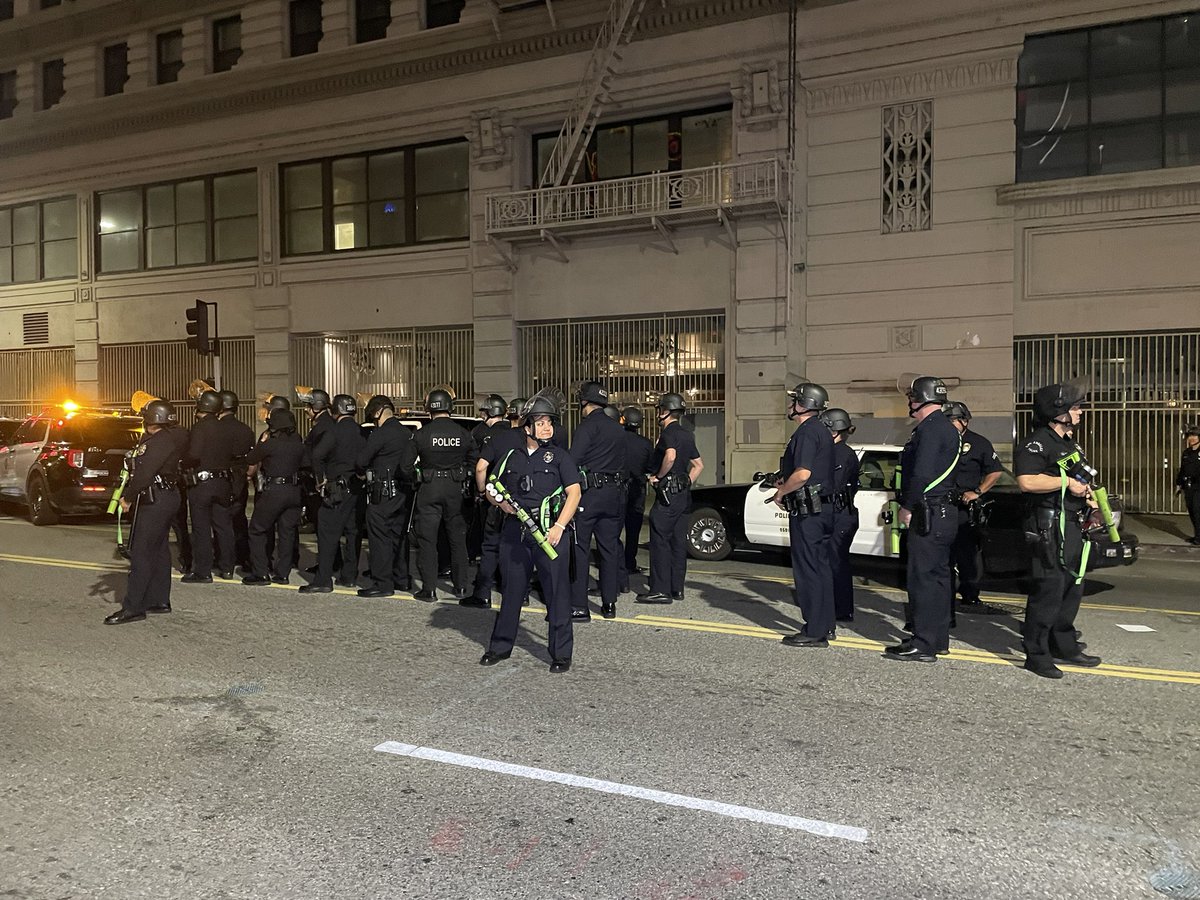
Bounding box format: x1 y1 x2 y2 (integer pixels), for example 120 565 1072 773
1024 441 1044 453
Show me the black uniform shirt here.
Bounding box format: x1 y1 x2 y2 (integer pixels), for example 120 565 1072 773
831 440 861 504
494 439 581 512
414 416 475 471
217 413 255 467
128 427 185 495
899 411 960 509
782 415 834 495
652 421 700 479
357 417 418 483
570 408 627 474
186 414 239 471
623 430 654 486
953 427 1002 492
314 416 367 480
1178 446 1200 489
305 410 334 449
1014 424 1086 512
245 431 310 478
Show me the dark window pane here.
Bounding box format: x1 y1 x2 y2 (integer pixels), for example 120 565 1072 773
597 125 631 178
0 209 10 245
1091 20 1162 77
1090 121 1163 174
146 184 175 228
42 238 76 279
1018 31 1088 86
368 199 405 246
333 204 367 249
1166 14 1200 68
12 205 37 244
415 192 468 241
41 58 64 110
534 136 556 184
415 143 468 193
103 43 128 96
13 243 36 281
176 180 205 223
284 164 323 210
632 120 669 174
0 1 12 21
41 198 75 240
177 222 207 265
0 251 10 284
1091 72 1162 123
1167 115 1200 166
98 190 141 234
426 0 465 29
286 209 324 254
1017 83 1086 134
100 232 139 272
356 0 391 42
681 110 732 168
290 0 323 56
147 226 176 268
213 15 242 73
1166 67 1200 115
0 70 16 119
215 216 258 260
332 157 367 204
1017 129 1088 181
213 172 257 218
368 151 404 199
157 30 183 84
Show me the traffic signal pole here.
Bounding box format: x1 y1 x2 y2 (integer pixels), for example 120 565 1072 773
211 302 221 390
185 299 221 388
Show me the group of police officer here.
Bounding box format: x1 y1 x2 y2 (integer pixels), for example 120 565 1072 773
771 375 1107 679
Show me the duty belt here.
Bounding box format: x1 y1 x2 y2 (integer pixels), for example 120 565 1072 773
152 475 180 490
430 469 461 479
265 475 299 485
585 471 625 489
191 469 231 482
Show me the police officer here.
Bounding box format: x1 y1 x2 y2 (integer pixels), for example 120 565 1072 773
945 401 1003 614
636 393 703 604
619 406 654 591
357 395 418 598
301 394 366 593
1014 382 1103 678
242 408 309 586
821 407 860 624
217 389 255 571
467 395 517 608
300 387 334 544
412 388 475 600
772 384 835 646
1176 423 1200 544
182 389 239 583
569 380 627 620
884 376 960 663
105 400 185 624
480 394 582 672
468 395 508 562
258 394 298 569
507 398 526 425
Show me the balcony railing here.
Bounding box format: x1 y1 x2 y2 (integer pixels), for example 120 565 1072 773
485 159 785 237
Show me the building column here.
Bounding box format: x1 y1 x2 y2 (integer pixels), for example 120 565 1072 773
60 45 97 107
458 0 490 27
11 61 36 118
11 0 33 15
74 299 100 404
388 0 421 37
178 18 208 81
241 0 286 66
125 31 152 93
319 0 354 51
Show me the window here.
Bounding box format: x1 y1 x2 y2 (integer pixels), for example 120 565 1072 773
41 59 64 110
290 0 323 57
212 15 242 73
1017 11 1200 181
355 0 391 43
0 1 13 22
426 0 465 29
281 141 469 256
103 43 129 97
0 71 16 119
534 106 733 185
40 0 61 7
0 198 78 284
157 29 184 84
96 172 258 274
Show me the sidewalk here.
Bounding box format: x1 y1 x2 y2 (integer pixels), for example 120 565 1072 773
1124 513 1200 558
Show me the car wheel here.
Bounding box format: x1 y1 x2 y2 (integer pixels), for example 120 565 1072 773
28 474 59 526
687 507 731 561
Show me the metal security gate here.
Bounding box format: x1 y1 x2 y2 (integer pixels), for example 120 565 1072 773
290 328 475 417
99 338 257 429
1015 331 1200 513
0 347 75 418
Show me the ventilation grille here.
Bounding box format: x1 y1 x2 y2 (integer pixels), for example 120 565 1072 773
23 312 50 346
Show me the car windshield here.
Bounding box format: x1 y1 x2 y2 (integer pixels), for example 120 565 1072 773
52 418 141 450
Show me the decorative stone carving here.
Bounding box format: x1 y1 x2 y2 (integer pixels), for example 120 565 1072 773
882 101 932 234
469 109 512 170
890 324 922 353
734 62 785 132
807 55 1017 114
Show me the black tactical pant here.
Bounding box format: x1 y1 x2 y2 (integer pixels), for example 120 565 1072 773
1185 485 1200 539
831 508 858 621
248 484 302 581
314 485 362 588
789 507 835 638
365 491 412 592
952 508 983 603
647 486 689 596
1023 514 1085 666
189 478 234 576
488 517 572 662
230 469 250 568
124 489 181 614
571 484 624 611
471 503 504 601
906 501 957 654
172 484 192 573
415 477 468 593
623 483 647 574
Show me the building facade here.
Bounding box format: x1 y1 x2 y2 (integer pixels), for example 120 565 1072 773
0 0 1197 508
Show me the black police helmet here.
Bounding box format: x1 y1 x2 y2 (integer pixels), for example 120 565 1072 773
787 383 829 412
268 408 297 432
1185 423 1200 437
142 399 178 427
657 392 686 413
480 394 507 418
218 390 238 412
364 394 394 422
622 406 644 429
577 380 609 407
907 376 948 406
1033 380 1087 425
426 388 453 413
332 394 357 417
602 404 620 421
820 407 854 434
520 395 560 424
309 389 331 412
944 401 972 421
507 398 527 420
196 390 222 414
268 395 291 411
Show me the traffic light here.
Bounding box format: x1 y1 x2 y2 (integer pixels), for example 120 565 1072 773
185 299 211 355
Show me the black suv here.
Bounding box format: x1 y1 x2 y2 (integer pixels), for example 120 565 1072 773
0 406 143 525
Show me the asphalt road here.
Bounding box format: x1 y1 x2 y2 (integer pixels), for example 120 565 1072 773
1 510 1198 900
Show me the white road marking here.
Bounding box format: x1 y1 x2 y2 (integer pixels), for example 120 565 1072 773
1116 624 1157 632
374 740 868 843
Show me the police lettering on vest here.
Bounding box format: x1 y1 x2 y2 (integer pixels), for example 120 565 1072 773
432 437 462 447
